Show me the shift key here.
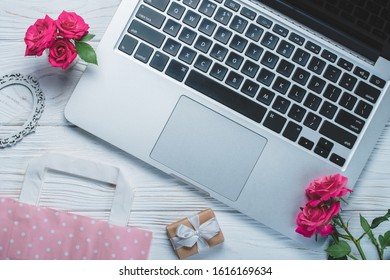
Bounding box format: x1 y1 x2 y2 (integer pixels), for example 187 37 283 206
128 20 166 48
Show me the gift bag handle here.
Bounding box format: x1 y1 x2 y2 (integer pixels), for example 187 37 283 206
19 153 133 227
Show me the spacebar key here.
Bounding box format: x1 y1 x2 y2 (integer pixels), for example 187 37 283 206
185 70 267 123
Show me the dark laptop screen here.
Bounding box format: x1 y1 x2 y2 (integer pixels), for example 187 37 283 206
261 0 390 61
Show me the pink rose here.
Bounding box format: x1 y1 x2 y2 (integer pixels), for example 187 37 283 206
296 201 340 238
306 174 351 205
24 15 57 56
48 38 77 69
56 11 89 40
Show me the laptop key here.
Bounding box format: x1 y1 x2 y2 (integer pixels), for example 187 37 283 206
163 19 182 37
210 63 228 80
214 26 232 44
276 40 295 58
230 16 248 34
277 59 295 77
150 51 169 71
245 43 263 61
179 27 197 45
241 79 260 97
289 32 305 45
263 111 287 134
288 85 306 103
134 43 153 63
305 41 321 54
210 44 228 61
245 24 263 42
178 46 197 64
335 109 365 134
283 121 302 142
339 92 357 110
354 81 381 103
273 24 289 37
241 60 259 78
230 35 248 53
128 20 166 48
185 70 267 123
354 100 373 119
168 2 186 20
272 96 291 113
319 101 337 119
256 15 272 28
330 153 346 167
257 68 275 86
163 38 181 56
304 112 322 131
225 72 244 89
304 93 322 111
261 51 279 69
198 1 217 17
339 73 357 91
261 32 279 50
369 75 386 89
337 58 353 71
320 121 357 149
308 57 326 75
324 84 342 102
226 52 244 70
292 48 310 66
183 0 200 9
308 76 326 94
198 18 217 36
118 35 138 56
288 104 306 122
240 7 257 20
225 0 241 12
353 66 369 80
256 88 275 105
165 59 189 82
194 36 212 53
323 65 342 82
298 137 314 150
194 55 212 72
136 5 166 29
183 10 201 28
214 7 233 25
321 49 337 63
292 67 310 85
144 0 170 12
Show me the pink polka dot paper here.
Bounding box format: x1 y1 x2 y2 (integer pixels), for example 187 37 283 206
0 197 152 260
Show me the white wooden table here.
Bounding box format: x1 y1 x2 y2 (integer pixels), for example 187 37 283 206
1 0 389 260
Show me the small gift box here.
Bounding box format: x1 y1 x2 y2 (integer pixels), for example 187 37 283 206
166 209 224 259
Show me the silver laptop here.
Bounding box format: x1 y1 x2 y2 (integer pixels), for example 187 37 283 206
65 0 390 247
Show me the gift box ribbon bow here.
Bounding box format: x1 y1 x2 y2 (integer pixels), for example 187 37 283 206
170 214 221 253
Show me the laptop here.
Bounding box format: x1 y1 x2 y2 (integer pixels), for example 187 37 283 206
65 0 390 248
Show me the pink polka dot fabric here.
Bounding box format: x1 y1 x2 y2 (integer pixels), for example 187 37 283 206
0 197 152 260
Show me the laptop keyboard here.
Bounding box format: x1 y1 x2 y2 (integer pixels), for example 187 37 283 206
117 0 387 168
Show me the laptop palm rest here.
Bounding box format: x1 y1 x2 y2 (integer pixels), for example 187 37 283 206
151 96 267 201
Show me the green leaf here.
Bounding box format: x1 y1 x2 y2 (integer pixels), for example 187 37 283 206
75 41 98 65
360 214 375 241
381 231 390 248
371 209 390 229
326 240 351 259
79 33 95 42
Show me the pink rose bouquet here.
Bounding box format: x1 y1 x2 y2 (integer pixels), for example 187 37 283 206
24 11 97 70
296 174 390 260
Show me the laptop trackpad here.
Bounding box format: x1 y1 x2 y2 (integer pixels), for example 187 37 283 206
151 96 267 201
